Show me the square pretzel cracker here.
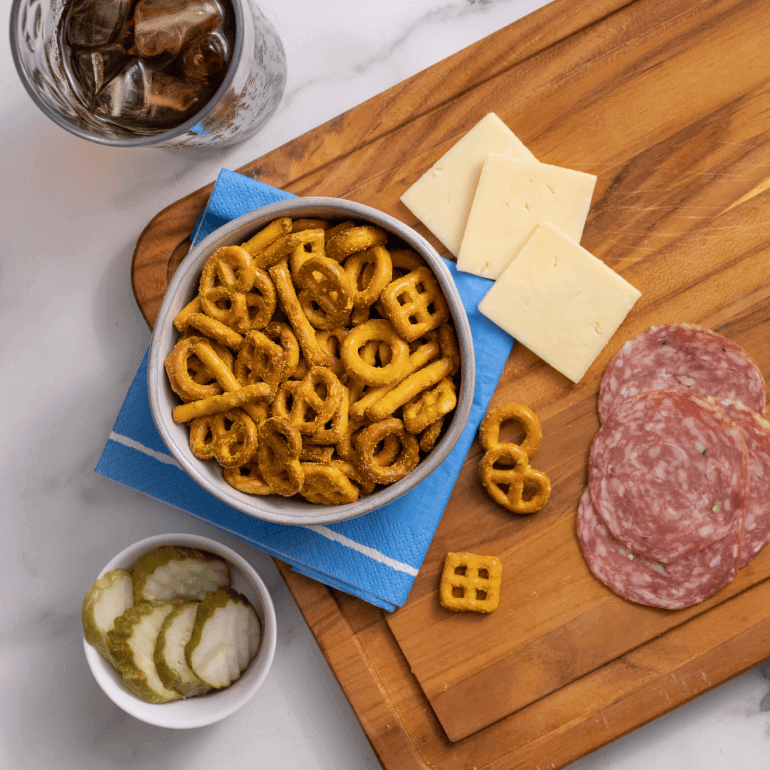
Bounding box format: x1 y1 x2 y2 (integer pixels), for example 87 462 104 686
439 552 502 613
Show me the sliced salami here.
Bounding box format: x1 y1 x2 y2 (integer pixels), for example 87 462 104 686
710 398 770 567
588 389 748 563
598 324 765 423
577 488 740 610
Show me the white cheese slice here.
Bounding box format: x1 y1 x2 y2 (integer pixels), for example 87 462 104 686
400 113 537 256
478 222 641 383
457 154 597 279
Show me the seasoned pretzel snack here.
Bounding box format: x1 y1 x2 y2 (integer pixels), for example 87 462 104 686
272 366 344 435
239 268 277 332
341 319 410 386
256 417 304 497
480 443 551 514
299 463 359 505
403 377 457 435
234 330 285 398
189 409 258 468
325 224 388 262
223 461 275 495
240 216 292 257
356 418 421 485
295 255 353 330
378 266 450 342
263 321 300 382
344 245 393 309
269 261 333 368
439 552 502 613
165 333 232 402
479 402 542 458
162 214 462 505
198 245 256 330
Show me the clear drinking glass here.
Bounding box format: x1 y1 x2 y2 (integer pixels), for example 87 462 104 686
10 0 287 149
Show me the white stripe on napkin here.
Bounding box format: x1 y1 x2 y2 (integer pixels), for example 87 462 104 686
108 432 419 577
304 526 419 576
109 431 182 468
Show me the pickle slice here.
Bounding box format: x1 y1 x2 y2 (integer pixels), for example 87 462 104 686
82 568 133 664
185 588 261 689
131 545 231 603
107 601 183 703
154 602 212 698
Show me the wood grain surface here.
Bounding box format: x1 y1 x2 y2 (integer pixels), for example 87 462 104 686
132 0 770 767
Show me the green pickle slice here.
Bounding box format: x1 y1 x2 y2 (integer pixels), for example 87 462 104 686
82 568 134 664
107 600 183 703
154 602 212 698
131 546 231 603
186 588 261 689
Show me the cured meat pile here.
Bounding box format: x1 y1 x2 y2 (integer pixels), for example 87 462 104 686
579 323 770 609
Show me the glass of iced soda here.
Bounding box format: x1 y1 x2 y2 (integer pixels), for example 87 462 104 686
10 0 287 148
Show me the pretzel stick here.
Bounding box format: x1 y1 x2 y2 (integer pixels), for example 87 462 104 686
172 382 271 423
366 355 453 422
193 340 267 423
269 261 332 367
349 339 440 421
240 217 292 256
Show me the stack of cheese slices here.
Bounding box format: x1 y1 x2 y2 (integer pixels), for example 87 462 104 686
400 112 641 384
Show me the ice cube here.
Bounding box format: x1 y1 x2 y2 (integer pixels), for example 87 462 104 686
93 59 202 127
180 31 229 85
74 44 129 98
93 58 151 123
65 0 133 48
133 0 224 58
145 72 202 126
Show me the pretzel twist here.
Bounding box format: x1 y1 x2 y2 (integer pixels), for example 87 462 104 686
256 417 304 497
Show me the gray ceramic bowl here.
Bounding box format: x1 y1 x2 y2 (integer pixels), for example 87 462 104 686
148 197 475 525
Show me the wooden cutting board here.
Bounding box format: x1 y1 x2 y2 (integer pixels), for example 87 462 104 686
131 0 770 766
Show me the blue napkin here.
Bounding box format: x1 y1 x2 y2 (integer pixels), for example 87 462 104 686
96 169 514 611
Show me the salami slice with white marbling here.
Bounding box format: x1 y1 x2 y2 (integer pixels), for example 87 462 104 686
598 324 765 423
710 398 770 567
577 488 740 609
588 389 748 563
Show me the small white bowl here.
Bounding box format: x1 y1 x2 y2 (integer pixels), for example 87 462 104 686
148 197 475 526
83 533 277 729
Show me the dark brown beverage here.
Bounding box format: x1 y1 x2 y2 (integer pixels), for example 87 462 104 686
59 0 236 133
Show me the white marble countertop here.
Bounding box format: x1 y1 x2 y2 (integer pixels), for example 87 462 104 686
2 1 770 768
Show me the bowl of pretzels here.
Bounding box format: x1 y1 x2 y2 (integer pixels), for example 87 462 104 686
148 197 475 525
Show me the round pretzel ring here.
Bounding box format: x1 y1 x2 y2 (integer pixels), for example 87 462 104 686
479 402 542 459
341 319 410 387
479 443 551 514
356 418 420 485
